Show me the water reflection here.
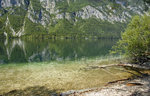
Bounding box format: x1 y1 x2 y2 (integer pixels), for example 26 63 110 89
0 38 117 64
5 39 26 60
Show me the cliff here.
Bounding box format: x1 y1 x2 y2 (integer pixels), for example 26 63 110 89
0 0 149 38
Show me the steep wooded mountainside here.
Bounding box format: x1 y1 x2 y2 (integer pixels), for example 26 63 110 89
0 0 149 38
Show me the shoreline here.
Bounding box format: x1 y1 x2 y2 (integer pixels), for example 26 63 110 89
1 59 149 96
2 74 150 96
61 74 150 96
61 63 150 96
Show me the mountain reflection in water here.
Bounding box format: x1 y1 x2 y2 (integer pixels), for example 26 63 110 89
0 38 117 64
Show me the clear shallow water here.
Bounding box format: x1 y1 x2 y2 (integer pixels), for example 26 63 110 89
0 59 135 95
0 38 118 64
0 39 137 95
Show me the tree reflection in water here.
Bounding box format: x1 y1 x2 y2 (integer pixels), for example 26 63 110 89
0 38 117 64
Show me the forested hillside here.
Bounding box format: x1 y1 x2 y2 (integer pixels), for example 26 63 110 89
0 0 149 38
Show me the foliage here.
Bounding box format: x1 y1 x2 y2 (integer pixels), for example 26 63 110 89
111 15 150 63
24 18 47 35
144 0 150 3
49 18 125 38
0 18 3 37
0 18 3 30
30 0 42 12
76 18 125 38
0 17 6 38
49 19 76 35
0 7 27 37
56 0 111 13
0 0 145 38
8 15 25 32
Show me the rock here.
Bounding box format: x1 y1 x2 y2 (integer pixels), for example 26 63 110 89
60 90 76 96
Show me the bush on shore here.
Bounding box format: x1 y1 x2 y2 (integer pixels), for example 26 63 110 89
112 14 150 64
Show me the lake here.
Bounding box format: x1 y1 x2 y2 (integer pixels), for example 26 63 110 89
0 38 118 64
0 39 137 95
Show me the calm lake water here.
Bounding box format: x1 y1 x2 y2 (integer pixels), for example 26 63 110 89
0 38 137 95
0 38 117 64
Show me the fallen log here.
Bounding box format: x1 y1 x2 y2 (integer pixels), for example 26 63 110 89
118 64 150 70
86 63 150 70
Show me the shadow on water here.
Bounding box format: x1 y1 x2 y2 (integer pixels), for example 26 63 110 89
0 38 118 64
1 86 59 96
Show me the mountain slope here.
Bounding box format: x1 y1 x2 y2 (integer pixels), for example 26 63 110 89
0 0 149 38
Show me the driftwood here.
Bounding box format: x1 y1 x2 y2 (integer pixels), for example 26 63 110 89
86 63 150 70
81 63 150 79
62 63 150 96
61 75 150 96
107 78 131 84
118 64 150 70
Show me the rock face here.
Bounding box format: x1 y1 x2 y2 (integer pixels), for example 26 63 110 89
0 0 149 37
1 0 22 8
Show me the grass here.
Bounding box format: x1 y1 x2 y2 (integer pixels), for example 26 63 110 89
0 56 136 95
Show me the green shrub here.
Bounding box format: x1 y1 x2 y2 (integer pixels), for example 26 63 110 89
112 15 150 63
